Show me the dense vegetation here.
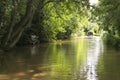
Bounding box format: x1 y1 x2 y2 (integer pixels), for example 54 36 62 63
0 0 91 50
95 0 120 48
0 0 120 50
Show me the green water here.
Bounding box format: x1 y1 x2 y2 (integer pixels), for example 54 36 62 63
0 36 120 80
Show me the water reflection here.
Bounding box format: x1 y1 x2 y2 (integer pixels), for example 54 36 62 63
86 36 102 80
73 36 103 80
1 36 118 80
97 47 120 80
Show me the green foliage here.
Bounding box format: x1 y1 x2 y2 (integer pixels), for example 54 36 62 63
102 32 120 48
0 0 27 47
0 0 39 49
0 0 91 49
93 0 120 48
22 0 91 42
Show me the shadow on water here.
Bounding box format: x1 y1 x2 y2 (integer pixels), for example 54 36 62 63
0 36 120 80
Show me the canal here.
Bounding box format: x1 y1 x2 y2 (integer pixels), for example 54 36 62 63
0 36 120 80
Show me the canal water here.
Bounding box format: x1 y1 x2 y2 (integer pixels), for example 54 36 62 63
0 36 120 80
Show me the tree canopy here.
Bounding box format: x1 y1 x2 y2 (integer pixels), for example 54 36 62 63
95 0 120 48
0 0 90 50
0 0 120 50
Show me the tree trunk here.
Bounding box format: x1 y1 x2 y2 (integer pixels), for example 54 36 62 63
2 0 17 46
1 0 39 50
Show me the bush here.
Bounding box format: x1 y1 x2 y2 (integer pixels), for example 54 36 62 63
102 32 120 48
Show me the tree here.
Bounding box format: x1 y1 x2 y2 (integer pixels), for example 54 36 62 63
1 0 39 50
0 0 90 50
24 0 90 41
96 0 120 48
